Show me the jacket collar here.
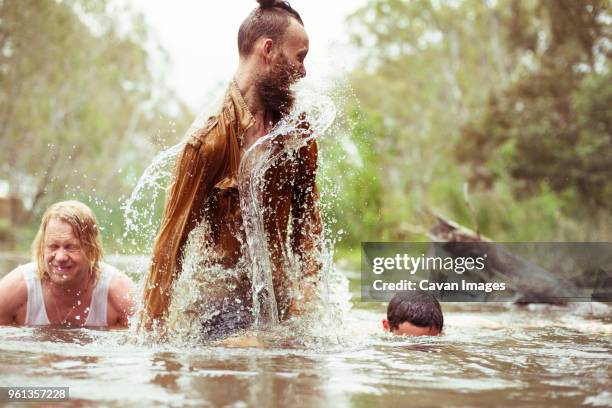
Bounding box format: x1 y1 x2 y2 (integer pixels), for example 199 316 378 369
229 79 256 133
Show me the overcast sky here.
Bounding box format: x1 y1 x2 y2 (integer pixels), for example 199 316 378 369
127 0 367 112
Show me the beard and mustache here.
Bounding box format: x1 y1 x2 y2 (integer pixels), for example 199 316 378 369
256 53 301 121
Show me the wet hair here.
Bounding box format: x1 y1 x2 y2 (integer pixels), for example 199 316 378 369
32 200 104 283
238 0 304 57
387 291 444 332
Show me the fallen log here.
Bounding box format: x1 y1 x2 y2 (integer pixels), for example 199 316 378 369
427 214 582 304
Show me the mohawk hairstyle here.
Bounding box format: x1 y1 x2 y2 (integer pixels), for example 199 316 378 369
238 0 304 57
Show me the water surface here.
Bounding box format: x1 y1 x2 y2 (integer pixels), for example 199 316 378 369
1 297 610 407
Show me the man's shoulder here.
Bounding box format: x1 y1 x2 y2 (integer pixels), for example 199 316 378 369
0 264 30 308
101 263 134 295
187 114 224 149
100 262 121 276
102 263 136 323
100 263 133 287
6 262 36 281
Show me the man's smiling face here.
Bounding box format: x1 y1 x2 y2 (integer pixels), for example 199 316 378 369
43 218 89 286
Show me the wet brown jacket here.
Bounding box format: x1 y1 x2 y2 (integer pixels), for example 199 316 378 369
140 81 322 330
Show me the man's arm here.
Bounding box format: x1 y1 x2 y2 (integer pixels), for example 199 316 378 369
108 271 136 328
291 139 323 264
288 138 323 315
139 117 224 331
0 269 28 325
290 138 324 278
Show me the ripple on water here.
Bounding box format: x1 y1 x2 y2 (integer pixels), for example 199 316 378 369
0 304 610 407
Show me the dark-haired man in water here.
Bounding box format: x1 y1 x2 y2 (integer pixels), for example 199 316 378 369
383 291 444 336
140 0 322 338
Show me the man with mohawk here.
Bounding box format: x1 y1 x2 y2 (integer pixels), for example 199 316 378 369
140 0 323 338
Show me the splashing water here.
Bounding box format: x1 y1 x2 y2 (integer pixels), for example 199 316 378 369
121 110 222 255
238 91 337 330
125 83 351 345
121 142 184 253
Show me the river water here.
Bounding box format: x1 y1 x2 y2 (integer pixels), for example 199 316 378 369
0 257 610 407
1 89 610 407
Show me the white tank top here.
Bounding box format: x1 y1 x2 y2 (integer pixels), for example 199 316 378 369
19 262 116 327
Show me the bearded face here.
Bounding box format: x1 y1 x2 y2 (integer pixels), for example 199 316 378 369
257 52 301 119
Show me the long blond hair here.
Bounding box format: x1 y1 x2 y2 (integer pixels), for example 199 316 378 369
32 201 104 283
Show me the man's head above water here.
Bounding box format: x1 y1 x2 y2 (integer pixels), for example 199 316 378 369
383 291 444 336
33 200 103 286
236 0 309 118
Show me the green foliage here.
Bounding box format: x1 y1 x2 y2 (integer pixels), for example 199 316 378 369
0 0 192 251
456 0 611 214
319 107 385 246
345 0 611 243
2 0 610 256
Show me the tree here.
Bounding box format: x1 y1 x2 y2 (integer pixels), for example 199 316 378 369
345 0 524 237
456 0 612 212
344 0 611 242
0 0 192 249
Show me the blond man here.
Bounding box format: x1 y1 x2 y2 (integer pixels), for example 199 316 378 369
0 201 135 328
